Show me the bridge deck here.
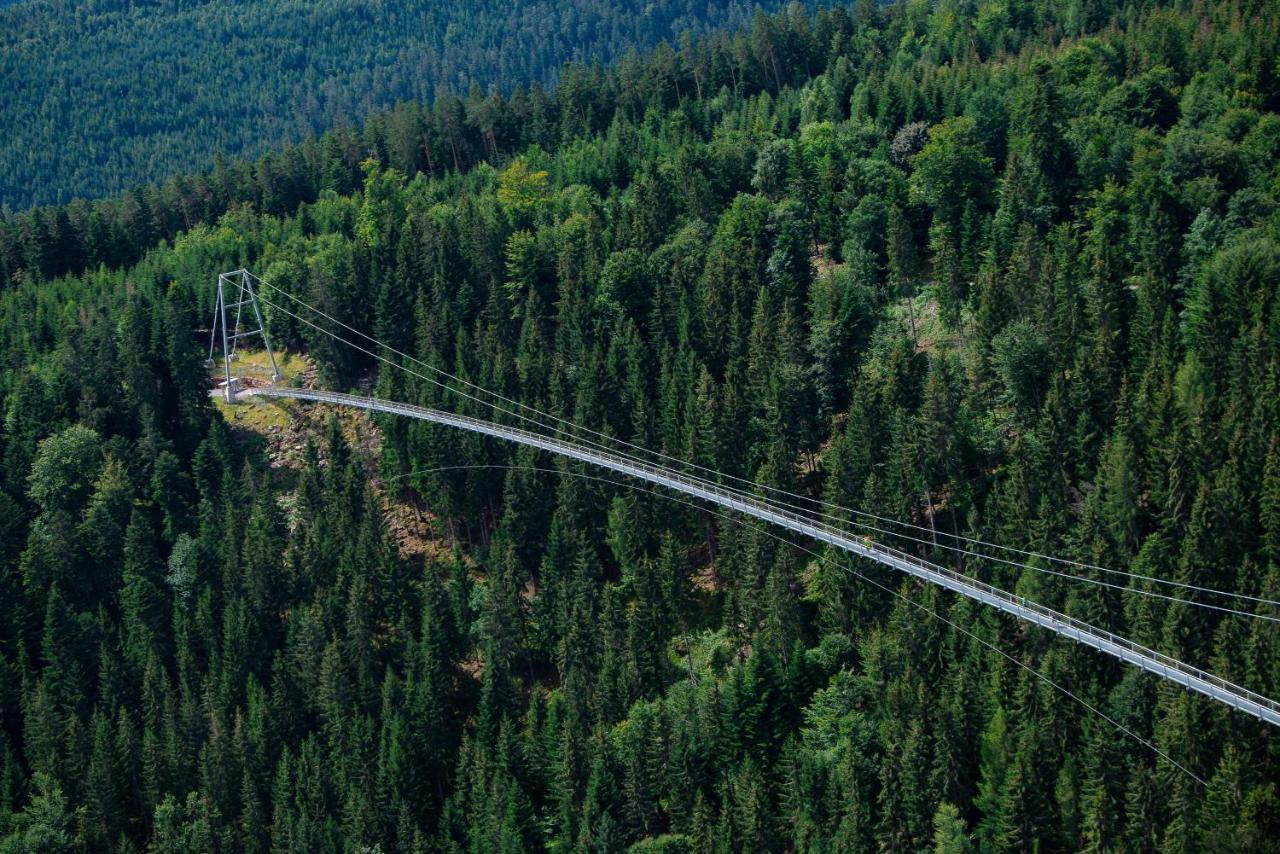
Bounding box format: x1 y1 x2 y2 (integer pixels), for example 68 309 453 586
242 386 1280 728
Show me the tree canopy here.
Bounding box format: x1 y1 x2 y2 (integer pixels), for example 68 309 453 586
2 0 1279 850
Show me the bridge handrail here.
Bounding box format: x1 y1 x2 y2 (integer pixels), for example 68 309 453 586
246 386 1280 725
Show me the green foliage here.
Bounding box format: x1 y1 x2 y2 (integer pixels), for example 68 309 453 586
909 116 996 226
0 0 809 210
25 425 102 516
0 0 1278 850
990 319 1050 415
0 774 76 853
497 158 551 223
932 801 973 854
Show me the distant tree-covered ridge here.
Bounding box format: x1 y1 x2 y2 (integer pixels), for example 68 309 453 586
0 0 810 210
2 1 1280 849
0 2 844 288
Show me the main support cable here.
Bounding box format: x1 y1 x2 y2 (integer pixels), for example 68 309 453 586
241 385 1280 728
248 286 1280 622
245 270 1280 611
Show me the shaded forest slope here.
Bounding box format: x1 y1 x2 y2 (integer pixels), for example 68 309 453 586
0 0 809 209
2 1 1279 850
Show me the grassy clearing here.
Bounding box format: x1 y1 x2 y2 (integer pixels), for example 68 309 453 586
215 394 295 433
886 293 973 357
210 348 309 435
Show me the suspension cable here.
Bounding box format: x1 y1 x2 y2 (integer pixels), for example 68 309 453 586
246 283 1280 620
245 270 1280 610
248 287 1280 624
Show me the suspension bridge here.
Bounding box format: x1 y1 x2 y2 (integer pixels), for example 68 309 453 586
207 269 1280 729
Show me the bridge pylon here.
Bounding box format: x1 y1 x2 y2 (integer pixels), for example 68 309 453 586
207 269 281 402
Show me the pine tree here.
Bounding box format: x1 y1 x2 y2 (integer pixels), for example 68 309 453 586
478 538 526 746
931 801 973 854
81 708 124 847
121 510 170 674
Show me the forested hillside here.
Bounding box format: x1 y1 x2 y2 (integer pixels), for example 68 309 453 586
0 0 806 210
3 0 1280 850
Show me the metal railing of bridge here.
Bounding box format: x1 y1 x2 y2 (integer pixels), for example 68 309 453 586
242 385 1280 728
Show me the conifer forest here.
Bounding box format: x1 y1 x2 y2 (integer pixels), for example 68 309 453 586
1 0 1279 850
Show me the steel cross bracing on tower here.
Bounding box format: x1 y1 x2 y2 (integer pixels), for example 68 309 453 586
235 385 1280 728
206 269 282 400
